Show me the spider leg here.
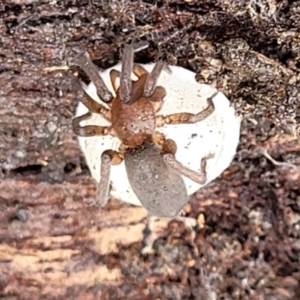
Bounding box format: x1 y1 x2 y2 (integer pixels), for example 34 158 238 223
160 138 213 185
132 64 149 77
72 112 112 137
109 43 149 97
144 61 165 98
148 86 166 106
119 44 134 104
148 88 166 113
150 99 164 113
95 150 123 207
72 52 113 103
110 68 144 105
156 92 217 127
81 89 111 120
110 69 121 93
133 63 166 106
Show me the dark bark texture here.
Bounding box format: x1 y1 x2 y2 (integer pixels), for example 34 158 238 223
1 0 300 299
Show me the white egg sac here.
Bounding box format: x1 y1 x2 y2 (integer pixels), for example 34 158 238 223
75 63 241 206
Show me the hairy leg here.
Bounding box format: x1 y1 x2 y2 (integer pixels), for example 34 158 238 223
95 150 123 207
150 99 164 113
72 51 113 103
132 63 166 106
72 112 112 136
110 69 121 93
160 138 213 185
144 60 165 98
119 44 134 104
132 64 149 77
81 89 111 120
148 86 166 114
156 91 217 127
110 67 146 105
110 42 150 97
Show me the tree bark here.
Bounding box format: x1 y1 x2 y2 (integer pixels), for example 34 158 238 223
1 1 300 299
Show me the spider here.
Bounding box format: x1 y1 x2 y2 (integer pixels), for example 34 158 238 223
72 44 216 208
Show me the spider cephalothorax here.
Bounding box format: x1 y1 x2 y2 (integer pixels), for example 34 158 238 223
72 44 216 210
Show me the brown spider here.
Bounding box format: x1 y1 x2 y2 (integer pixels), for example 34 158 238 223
72 44 215 207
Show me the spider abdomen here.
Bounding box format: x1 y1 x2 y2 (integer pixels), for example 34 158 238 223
124 142 188 218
